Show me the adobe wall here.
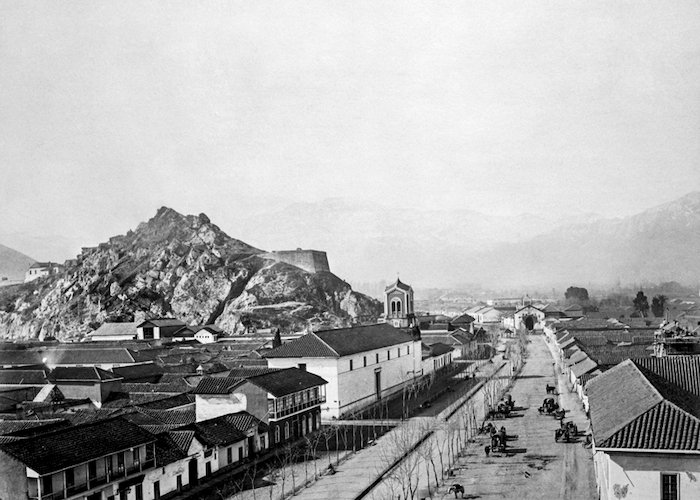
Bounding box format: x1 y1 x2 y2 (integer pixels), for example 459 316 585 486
262 249 331 274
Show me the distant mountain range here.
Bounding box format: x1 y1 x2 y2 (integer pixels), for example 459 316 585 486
235 192 700 289
0 244 34 282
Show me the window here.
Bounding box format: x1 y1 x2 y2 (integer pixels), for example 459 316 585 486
284 422 290 439
117 452 125 472
661 473 678 500
376 353 379 364
275 425 281 443
205 462 212 476
363 356 367 367
135 484 143 500
133 447 140 467
42 476 53 495
407 345 410 354
227 447 233 464
387 350 391 360
349 359 354 371
65 468 74 487
397 348 400 357
204 449 213 458
298 363 306 371
260 434 266 449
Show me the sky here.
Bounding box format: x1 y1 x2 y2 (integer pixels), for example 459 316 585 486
1 0 700 263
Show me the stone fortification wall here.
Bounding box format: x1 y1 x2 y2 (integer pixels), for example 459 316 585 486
263 249 331 274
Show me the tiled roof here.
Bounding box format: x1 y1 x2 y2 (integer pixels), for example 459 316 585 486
0 417 155 475
587 360 700 451
227 367 278 378
601 401 700 450
570 357 599 378
0 369 47 385
632 356 700 397
580 344 652 367
138 407 196 425
112 363 164 381
385 278 412 292
565 350 588 366
137 318 187 328
155 432 189 467
247 368 327 397
450 313 475 325
423 342 454 357
193 377 244 395
90 322 137 337
60 409 125 425
222 411 269 433
265 324 414 359
122 382 191 393
420 334 468 346
49 366 122 382
0 419 67 437
36 348 137 365
136 393 195 410
188 415 248 447
0 351 43 365
578 372 599 388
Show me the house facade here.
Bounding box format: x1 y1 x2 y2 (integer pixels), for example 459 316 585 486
587 359 700 500
265 323 422 419
136 319 187 341
0 417 157 500
24 262 64 283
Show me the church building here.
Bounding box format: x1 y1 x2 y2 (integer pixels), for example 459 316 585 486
382 278 415 328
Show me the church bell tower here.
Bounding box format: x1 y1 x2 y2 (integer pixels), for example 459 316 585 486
383 278 415 328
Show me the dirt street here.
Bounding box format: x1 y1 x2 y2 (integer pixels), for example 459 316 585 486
437 335 596 500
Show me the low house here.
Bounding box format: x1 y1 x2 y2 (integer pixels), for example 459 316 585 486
264 323 422 419
232 367 328 446
587 359 700 500
146 430 204 496
137 319 188 341
0 417 157 500
48 366 124 408
90 322 138 342
24 262 64 283
421 343 454 375
192 377 268 424
193 325 223 344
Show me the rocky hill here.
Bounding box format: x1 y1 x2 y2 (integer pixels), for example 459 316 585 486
0 244 34 283
0 207 381 340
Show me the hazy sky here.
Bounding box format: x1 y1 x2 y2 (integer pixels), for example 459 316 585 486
2 0 700 261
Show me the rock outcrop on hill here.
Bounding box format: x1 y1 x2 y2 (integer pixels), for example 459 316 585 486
0 207 381 340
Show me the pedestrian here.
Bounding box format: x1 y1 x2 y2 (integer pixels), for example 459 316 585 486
484 445 490 457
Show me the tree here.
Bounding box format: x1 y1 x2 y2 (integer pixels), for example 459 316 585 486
651 295 668 318
565 286 589 304
272 327 282 348
633 291 650 317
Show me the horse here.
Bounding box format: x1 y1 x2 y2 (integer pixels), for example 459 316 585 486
448 484 466 498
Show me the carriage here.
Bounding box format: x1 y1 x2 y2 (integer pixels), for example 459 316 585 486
538 397 559 414
554 421 578 442
487 401 511 420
